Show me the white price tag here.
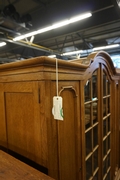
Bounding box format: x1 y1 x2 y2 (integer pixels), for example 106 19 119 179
52 96 63 120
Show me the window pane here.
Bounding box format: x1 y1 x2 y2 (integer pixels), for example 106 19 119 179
93 125 98 148
103 159 107 176
103 120 107 137
103 98 106 116
92 102 97 124
103 73 107 96
93 149 98 171
86 130 92 156
86 156 92 179
108 135 110 150
92 71 97 99
107 153 110 167
107 97 110 114
103 72 110 96
103 154 111 179
94 171 98 179
107 80 110 95
85 80 91 102
106 171 111 180
103 139 107 157
103 98 110 117
108 117 110 132
85 104 91 128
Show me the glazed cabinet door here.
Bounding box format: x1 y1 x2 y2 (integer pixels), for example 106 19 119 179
3 81 48 168
83 65 116 180
49 80 81 180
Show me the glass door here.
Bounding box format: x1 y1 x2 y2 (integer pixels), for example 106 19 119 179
102 71 111 180
84 70 99 179
84 67 112 180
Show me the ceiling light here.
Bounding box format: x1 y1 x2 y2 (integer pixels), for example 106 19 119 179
61 50 83 56
61 44 119 57
116 0 120 7
13 12 92 41
69 13 92 23
93 44 119 51
0 42 6 47
48 55 56 58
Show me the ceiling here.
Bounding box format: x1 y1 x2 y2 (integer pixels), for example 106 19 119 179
0 0 120 63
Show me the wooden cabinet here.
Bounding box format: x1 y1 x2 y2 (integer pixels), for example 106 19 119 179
0 52 120 180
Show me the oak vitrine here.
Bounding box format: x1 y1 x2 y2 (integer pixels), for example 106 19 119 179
0 51 119 180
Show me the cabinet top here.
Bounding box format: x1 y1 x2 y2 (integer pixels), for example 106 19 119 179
0 55 91 70
0 51 119 81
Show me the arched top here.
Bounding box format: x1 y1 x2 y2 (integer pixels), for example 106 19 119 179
68 51 116 71
70 51 120 78
88 51 120 78
92 51 115 71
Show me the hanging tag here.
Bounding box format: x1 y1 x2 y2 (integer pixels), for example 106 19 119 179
52 96 63 120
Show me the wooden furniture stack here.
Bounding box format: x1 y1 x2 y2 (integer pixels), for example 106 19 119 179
0 51 120 180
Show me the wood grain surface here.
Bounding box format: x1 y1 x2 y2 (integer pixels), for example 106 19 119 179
0 150 55 180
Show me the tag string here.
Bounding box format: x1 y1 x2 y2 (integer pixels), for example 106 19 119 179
56 58 58 96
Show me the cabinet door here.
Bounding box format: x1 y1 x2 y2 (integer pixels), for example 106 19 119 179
49 81 81 180
4 81 48 167
83 67 113 179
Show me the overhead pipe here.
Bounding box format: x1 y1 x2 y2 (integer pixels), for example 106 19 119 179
0 34 60 56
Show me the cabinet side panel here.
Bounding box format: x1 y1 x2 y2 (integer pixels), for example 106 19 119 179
0 91 7 148
58 88 78 180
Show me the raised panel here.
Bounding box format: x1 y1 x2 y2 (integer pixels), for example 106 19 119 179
6 92 35 159
57 82 80 180
4 81 48 168
58 90 76 180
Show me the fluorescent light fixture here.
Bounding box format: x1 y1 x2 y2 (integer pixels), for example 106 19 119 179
93 44 119 51
48 55 56 58
61 44 119 56
69 13 92 23
13 12 92 41
116 0 120 7
0 42 6 47
62 50 83 56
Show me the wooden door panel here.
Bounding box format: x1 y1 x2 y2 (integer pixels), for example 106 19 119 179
5 92 35 159
50 81 81 180
58 89 77 180
4 81 48 167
